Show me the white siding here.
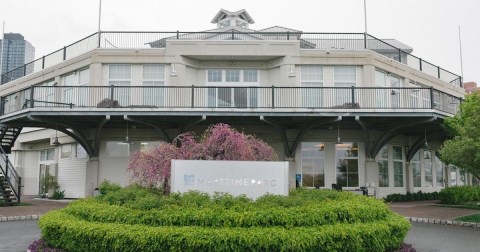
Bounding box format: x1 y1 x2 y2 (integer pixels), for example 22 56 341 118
19 151 40 195
57 155 87 198
98 142 130 187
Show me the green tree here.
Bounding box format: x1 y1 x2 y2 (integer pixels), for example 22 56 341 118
440 92 480 181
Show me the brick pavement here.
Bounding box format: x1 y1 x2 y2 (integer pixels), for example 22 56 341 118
389 200 480 220
0 196 70 219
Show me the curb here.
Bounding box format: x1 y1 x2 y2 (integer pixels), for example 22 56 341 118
405 216 480 228
0 215 41 222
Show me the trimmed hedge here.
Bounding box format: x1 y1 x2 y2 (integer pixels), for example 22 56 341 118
439 186 480 204
384 191 439 202
40 211 409 252
62 197 392 228
39 189 411 251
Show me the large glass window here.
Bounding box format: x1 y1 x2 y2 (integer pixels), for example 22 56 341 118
142 64 165 106
206 69 258 108
301 142 325 188
334 66 356 106
109 64 131 106
40 149 55 161
34 79 56 105
377 146 389 187
393 146 404 187
76 144 88 159
435 155 444 187
301 65 323 108
63 68 90 107
105 142 130 157
60 144 72 159
411 152 421 187
424 150 433 187
336 143 359 187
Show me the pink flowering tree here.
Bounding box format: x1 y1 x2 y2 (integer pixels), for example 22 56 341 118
128 123 277 194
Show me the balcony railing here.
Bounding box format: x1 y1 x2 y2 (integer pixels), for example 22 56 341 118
0 32 462 87
0 86 461 116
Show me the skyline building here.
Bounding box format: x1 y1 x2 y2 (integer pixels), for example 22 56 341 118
0 33 35 80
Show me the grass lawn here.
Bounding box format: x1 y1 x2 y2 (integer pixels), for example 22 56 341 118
455 213 480 223
437 202 480 210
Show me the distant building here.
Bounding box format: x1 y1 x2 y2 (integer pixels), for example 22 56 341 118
464 82 479 94
0 33 35 80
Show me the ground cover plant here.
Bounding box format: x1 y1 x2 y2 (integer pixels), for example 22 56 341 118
39 186 411 252
455 213 480 223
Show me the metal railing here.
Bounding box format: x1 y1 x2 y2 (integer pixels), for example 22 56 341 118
0 31 462 87
0 147 21 202
0 85 461 116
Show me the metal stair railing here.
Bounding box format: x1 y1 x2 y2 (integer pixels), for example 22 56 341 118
0 146 21 203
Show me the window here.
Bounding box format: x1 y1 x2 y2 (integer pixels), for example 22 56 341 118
60 144 72 159
140 141 161 152
336 143 359 187
301 142 325 188
63 68 90 107
334 66 356 106
393 146 404 187
34 79 56 106
76 144 88 159
105 142 130 157
377 146 389 187
424 150 433 187
411 152 421 187
40 149 54 161
435 155 444 187
301 65 323 107
142 64 165 106
206 69 258 108
108 64 131 106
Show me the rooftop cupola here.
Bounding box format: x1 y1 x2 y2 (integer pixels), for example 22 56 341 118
211 9 254 29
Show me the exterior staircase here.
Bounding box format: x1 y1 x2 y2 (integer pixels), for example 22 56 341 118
0 126 22 154
0 126 22 206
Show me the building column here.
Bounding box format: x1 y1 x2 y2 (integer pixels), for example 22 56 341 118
365 158 378 195
85 157 99 196
405 161 413 192
285 157 296 190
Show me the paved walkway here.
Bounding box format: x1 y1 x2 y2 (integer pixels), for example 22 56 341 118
0 196 70 219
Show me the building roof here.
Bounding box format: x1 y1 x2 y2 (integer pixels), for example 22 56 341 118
211 9 255 24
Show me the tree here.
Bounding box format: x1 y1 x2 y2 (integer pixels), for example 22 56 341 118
128 123 277 193
440 92 480 181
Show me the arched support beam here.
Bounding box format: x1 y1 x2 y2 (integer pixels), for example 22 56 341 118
27 115 94 157
181 115 206 133
370 117 436 159
289 116 342 158
260 116 290 158
93 115 110 157
355 116 372 159
124 116 172 142
406 131 445 162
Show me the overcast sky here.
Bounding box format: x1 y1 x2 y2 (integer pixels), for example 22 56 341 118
1 0 479 83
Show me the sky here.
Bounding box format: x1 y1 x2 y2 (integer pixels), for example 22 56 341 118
1 0 479 83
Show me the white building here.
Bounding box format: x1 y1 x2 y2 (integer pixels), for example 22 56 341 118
0 9 469 201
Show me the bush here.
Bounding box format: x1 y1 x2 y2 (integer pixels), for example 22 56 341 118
439 186 480 204
39 189 411 251
98 180 122 196
384 191 439 202
50 190 65 200
40 211 409 252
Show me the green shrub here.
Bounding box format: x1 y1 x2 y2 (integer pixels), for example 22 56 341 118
39 189 411 251
384 191 439 202
40 210 409 252
439 186 480 204
50 190 65 200
98 180 122 196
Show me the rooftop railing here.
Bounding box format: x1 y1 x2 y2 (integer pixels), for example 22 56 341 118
0 85 461 116
0 31 462 87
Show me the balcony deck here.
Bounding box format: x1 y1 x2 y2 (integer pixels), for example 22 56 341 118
0 32 462 87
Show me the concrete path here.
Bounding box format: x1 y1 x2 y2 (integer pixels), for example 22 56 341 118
0 220 40 252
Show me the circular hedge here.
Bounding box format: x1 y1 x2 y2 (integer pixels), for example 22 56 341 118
39 188 411 251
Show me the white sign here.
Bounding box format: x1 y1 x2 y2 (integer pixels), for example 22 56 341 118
171 160 290 199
